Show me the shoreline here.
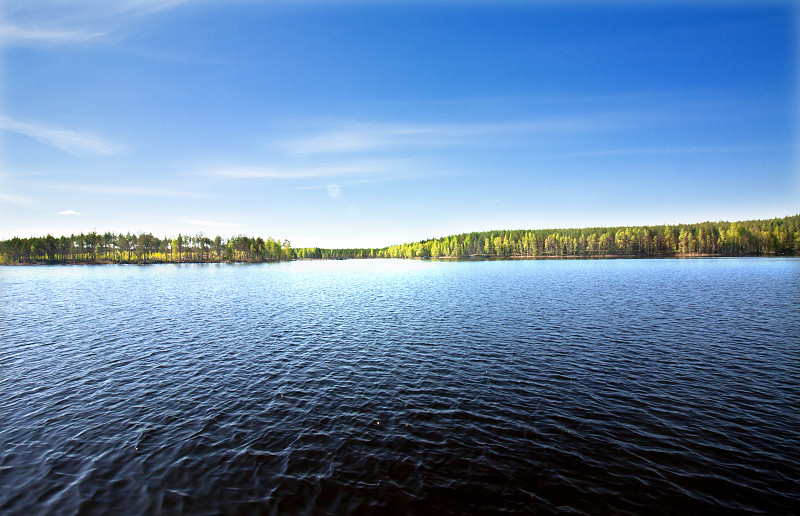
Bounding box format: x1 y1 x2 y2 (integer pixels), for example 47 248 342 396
2 253 795 266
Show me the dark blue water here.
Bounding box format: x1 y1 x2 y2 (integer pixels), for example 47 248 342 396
1 258 799 514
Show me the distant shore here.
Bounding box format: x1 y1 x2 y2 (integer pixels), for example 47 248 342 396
2 214 797 264
3 253 795 266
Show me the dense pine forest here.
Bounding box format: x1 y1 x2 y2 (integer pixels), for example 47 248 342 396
1 215 798 264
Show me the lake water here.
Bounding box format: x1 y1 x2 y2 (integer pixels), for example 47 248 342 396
1 258 799 514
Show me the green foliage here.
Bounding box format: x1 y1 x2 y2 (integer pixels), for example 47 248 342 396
377 214 800 259
1 215 797 265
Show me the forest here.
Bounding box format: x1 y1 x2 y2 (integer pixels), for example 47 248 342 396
1 215 798 265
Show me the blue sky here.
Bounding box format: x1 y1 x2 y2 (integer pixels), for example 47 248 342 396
1 1 797 248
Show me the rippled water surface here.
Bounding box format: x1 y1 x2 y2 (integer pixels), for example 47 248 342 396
2 258 799 514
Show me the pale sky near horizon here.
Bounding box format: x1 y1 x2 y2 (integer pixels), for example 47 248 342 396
1 1 798 248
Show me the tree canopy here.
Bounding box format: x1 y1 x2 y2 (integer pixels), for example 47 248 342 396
1 215 798 265
378 215 800 259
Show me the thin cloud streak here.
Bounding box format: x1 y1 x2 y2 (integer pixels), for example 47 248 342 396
0 193 31 206
283 124 455 154
48 183 205 198
205 162 399 179
1 0 193 47
281 116 620 155
291 176 404 191
541 145 775 160
0 116 123 156
0 25 106 45
118 0 193 14
58 209 80 215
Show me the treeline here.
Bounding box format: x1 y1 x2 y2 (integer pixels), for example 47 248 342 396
380 215 800 259
295 248 382 260
0 233 295 264
0 215 798 264
0 231 386 264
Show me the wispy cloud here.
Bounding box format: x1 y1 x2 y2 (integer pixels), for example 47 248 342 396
541 145 774 161
1 0 193 47
179 219 237 227
0 25 106 45
0 116 123 156
281 117 606 155
48 183 204 198
58 209 80 215
291 175 404 191
205 161 399 179
118 0 193 14
0 193 31 206
283 125 442 154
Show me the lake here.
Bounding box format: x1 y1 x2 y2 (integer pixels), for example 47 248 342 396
1 258 798 514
